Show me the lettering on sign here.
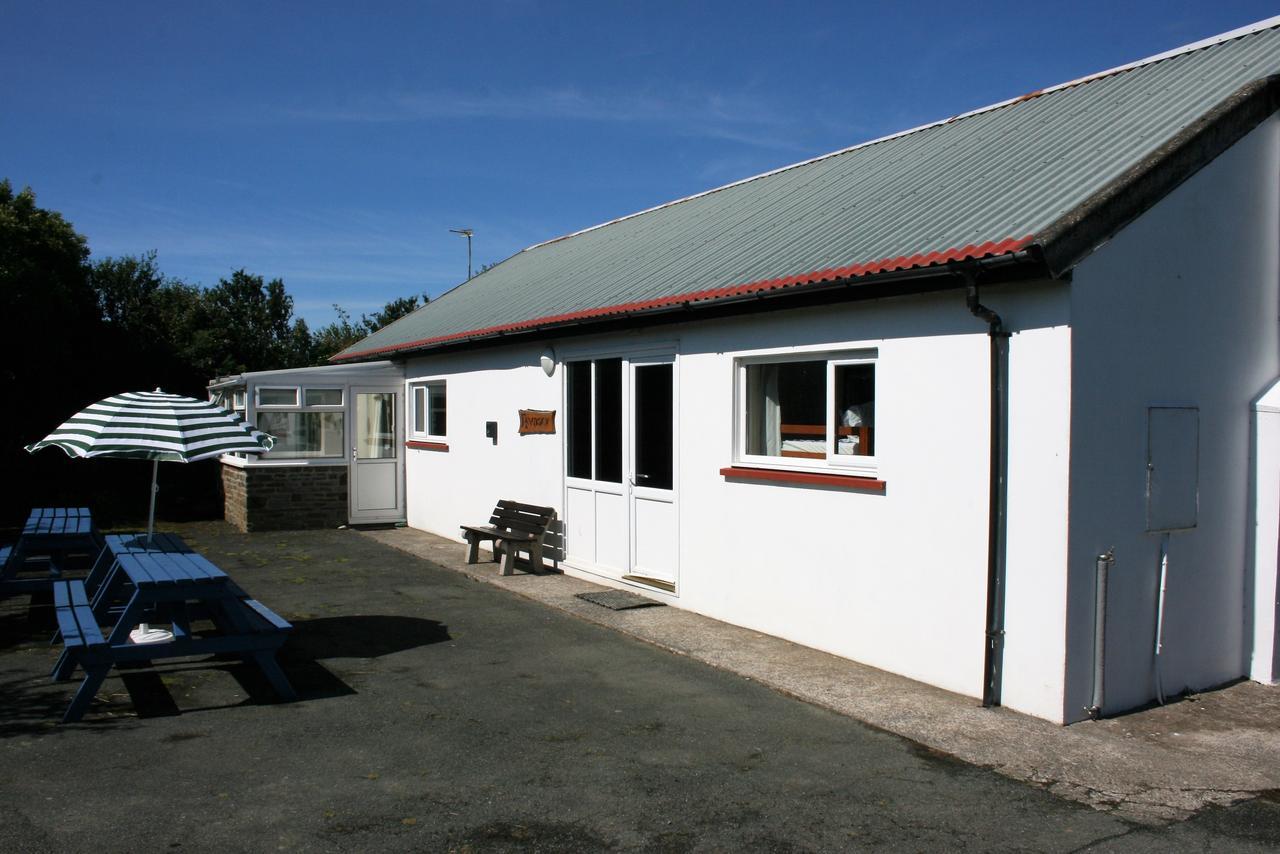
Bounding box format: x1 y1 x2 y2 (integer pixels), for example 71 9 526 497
519 409 556 435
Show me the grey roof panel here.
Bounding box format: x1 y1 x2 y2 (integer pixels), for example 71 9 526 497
337 21 1280 361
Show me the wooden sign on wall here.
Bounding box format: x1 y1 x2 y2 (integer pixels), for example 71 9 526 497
519 409 556 435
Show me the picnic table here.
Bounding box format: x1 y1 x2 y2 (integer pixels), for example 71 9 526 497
51 549 296 723
1 507 102 594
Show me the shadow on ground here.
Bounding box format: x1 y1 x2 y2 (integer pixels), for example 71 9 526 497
0 592 450 730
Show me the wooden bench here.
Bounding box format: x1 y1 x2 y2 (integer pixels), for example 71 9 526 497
461 500 557 576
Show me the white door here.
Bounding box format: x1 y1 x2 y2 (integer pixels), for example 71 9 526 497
563 355 678 591
628 359 678 589
349 387 405 524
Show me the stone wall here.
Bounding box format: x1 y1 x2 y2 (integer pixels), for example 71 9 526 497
221 462 348 532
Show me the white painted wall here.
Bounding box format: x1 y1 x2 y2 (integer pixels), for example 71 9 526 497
1253 382 1280 684
1064 116 1280 720
404 344 563 542
400 283 1075 721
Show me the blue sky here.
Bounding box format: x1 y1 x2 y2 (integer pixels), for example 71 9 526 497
3 1 1277 327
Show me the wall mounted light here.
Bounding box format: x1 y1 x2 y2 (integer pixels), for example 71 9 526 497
540 346 557 377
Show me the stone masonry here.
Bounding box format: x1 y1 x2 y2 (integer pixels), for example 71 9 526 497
221 462 348 532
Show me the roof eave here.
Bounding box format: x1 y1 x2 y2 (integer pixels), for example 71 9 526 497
1035 74 1280 276
331 246 1047 363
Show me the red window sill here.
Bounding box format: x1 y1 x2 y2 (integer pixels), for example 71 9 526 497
719 466 886 492
405 440 449 452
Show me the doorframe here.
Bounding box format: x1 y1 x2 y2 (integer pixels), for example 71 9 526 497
347 385 406 525
559 342 680 593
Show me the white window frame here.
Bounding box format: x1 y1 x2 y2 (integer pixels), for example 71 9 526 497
733 348 878 477
302 387 345 408
409 379 447 439
256 386 299 408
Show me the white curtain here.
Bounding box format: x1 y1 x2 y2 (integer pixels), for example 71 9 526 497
747 364 782 456
763 365 780 456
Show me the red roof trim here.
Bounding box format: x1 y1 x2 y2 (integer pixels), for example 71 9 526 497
332 235 1034 362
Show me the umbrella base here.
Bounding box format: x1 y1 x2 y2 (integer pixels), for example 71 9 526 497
129 626 174 645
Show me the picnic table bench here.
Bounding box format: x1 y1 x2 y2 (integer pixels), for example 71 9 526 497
51 549 295 723
461 500 557 576
1 507 102 594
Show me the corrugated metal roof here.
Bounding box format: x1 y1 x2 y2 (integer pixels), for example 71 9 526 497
336 18 1280 362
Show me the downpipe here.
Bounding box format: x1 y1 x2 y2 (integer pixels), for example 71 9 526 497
1086 549 1114 720
960 269 1011 708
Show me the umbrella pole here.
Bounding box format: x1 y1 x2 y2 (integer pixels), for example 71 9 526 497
146 459 159 545
139 458 161 635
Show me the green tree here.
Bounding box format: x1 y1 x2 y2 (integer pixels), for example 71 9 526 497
309 305 366 365
362 293 426 331
187 269 312 377
0 179 100 419
90 251 211 394
309 293 430 364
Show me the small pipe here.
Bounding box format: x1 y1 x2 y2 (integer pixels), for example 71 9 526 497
1153 533 1171 704
1087 549 1114 719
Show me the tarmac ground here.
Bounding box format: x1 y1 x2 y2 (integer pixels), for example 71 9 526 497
1 520 1278 852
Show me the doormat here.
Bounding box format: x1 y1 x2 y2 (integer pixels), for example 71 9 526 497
575 590 666 611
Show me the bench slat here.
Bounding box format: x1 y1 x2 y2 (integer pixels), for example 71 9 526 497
242 598 292 633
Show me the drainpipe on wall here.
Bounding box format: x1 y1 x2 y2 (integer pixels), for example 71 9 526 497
1087 549 1114 720
957 266 1011 708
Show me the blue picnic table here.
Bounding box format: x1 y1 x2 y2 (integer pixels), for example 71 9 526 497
51 548 296 723
1 508 102 594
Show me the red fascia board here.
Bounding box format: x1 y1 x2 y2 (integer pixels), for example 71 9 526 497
332 235 1033 362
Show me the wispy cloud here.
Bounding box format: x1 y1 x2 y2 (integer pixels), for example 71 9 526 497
274 85 814 153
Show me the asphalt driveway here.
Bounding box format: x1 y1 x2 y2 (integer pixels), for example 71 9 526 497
1 521 1277 852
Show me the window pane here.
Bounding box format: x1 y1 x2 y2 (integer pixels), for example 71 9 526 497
304 388 343 406
356 393 395 459
258 387 298 406
412 386 426 434
428 384 447 436
834 363 875 456
566 361 592 478
595 358 623 483
745 360 825 458
232 390 246 411
634 364 673 490
257 411 344 458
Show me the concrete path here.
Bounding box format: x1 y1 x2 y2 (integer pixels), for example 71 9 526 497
363 526 1280 825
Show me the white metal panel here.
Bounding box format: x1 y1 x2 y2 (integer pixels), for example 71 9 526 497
632 494 676 582
355 463 397 511
595 490 628 572
564 485 596 565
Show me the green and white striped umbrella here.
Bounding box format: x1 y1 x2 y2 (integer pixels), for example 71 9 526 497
26 389 274 539
26 389 273 462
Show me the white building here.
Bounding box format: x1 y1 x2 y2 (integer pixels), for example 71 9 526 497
321 19 1280 724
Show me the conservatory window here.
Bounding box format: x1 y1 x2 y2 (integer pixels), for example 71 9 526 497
257 387 299 407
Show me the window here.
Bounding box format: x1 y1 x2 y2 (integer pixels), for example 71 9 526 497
737 350 876 472
257 387 299 407
410 381 446 438
304 388 343 407
253 385 345 459
257 411 345 458
566 359 622 483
